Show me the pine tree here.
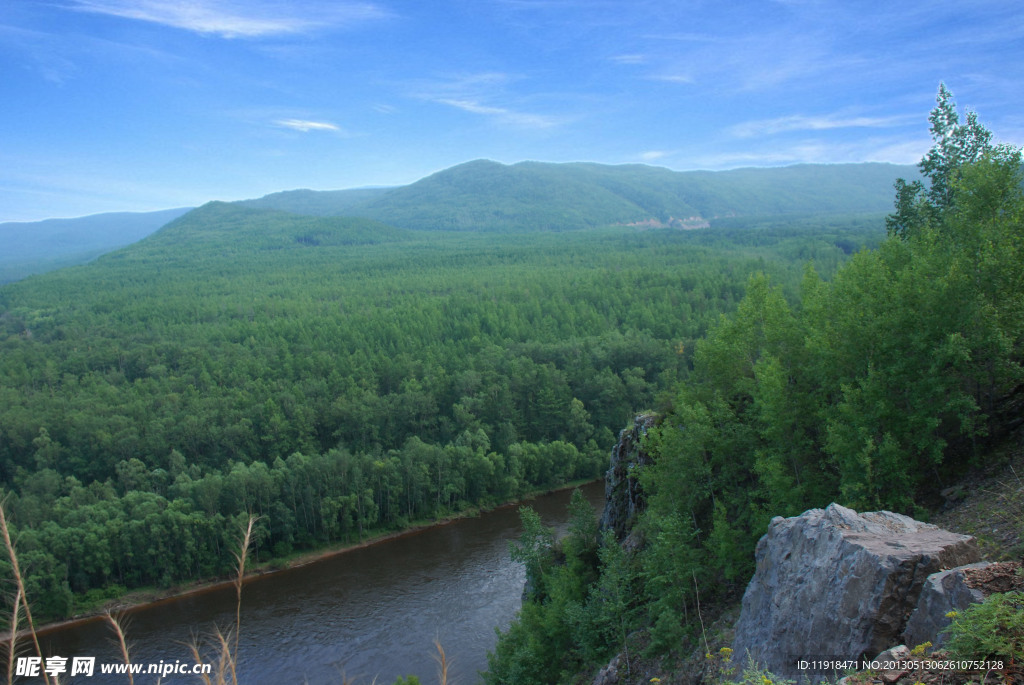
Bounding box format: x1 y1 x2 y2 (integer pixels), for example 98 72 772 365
887 83 1012 239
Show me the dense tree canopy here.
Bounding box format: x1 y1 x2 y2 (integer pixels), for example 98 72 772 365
0 200 881 622
485 85 1024 683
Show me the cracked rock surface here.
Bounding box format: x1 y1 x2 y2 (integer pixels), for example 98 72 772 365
731 503 980 677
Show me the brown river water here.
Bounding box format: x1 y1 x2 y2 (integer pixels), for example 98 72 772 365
31 481 605 685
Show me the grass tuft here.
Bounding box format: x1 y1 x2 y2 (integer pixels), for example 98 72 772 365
187 514 258 685
433 639 449 685
104 612 134 685
0 500 53 685
4 588 21 685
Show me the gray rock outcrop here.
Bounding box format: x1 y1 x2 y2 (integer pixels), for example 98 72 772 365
599 413 656 541
872 645 912 684
731 503 980 678
591 654 622 685
901 562 990 649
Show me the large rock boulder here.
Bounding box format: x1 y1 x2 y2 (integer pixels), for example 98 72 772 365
731 503 980 677
599 413 656 541
901 562 990 650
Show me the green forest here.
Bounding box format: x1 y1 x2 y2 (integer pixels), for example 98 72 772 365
2 81 1014 685
0 181 884 620
483 88 1024 683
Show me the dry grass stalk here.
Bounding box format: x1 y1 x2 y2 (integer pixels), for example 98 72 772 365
433 640 448 685
189 515 257 685
5 588 21 685
232 517 255 660
104 612 134 685
229 515 256 684
694 570 710 658
188 628 234 685
215 629 234 685
187 639 214 685
0 501 53 685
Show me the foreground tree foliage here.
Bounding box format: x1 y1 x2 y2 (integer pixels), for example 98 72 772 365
486 85 1024 683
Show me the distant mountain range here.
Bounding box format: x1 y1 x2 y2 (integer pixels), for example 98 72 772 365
1 160 916 282
236 187 392 216
0 208 191 283
243 160 915 232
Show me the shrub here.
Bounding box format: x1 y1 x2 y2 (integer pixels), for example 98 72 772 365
942 592 1024 663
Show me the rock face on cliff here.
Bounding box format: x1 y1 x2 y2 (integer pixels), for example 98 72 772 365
901 562 990 649
731 503 981 677
599 413 657 542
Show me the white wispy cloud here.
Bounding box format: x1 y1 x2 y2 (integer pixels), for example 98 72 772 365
860 138 931 165
66 0 389 38
610 54 647 65
408 72 564 129
729 113 913 138
639 150 669 161
643 31 722 44
690 135 929 169
434 98 559 129
639 18 858 95
274 118 341 132
647 72 694 84
3 20 188 85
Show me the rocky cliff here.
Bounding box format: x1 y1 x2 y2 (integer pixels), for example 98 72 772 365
731 504 982 678
599 413 657 542
588 417 1020 685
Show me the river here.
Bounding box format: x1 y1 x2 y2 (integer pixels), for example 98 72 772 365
32 481 605 685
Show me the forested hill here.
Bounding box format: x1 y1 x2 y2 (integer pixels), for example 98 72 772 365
235 187 392 216
243 160 917 232
1 162 913 285
121 202 412 258
0 189 885 619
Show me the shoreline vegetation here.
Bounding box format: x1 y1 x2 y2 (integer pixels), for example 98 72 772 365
7 477 602 643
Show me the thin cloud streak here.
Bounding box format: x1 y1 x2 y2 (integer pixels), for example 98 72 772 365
66 0 390 38
730 114 915 138
610 54 647 65
434 98 560 129
690 135 930 169
647 73 694 84
639 150 670 161
407 72 564 129
275 119 342 132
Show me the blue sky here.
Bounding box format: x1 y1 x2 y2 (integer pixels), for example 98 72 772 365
2 0 1022 222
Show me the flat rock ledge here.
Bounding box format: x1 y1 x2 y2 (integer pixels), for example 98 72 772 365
731 503 980 679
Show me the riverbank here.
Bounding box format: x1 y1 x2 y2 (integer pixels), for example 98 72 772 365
16 477 603 642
